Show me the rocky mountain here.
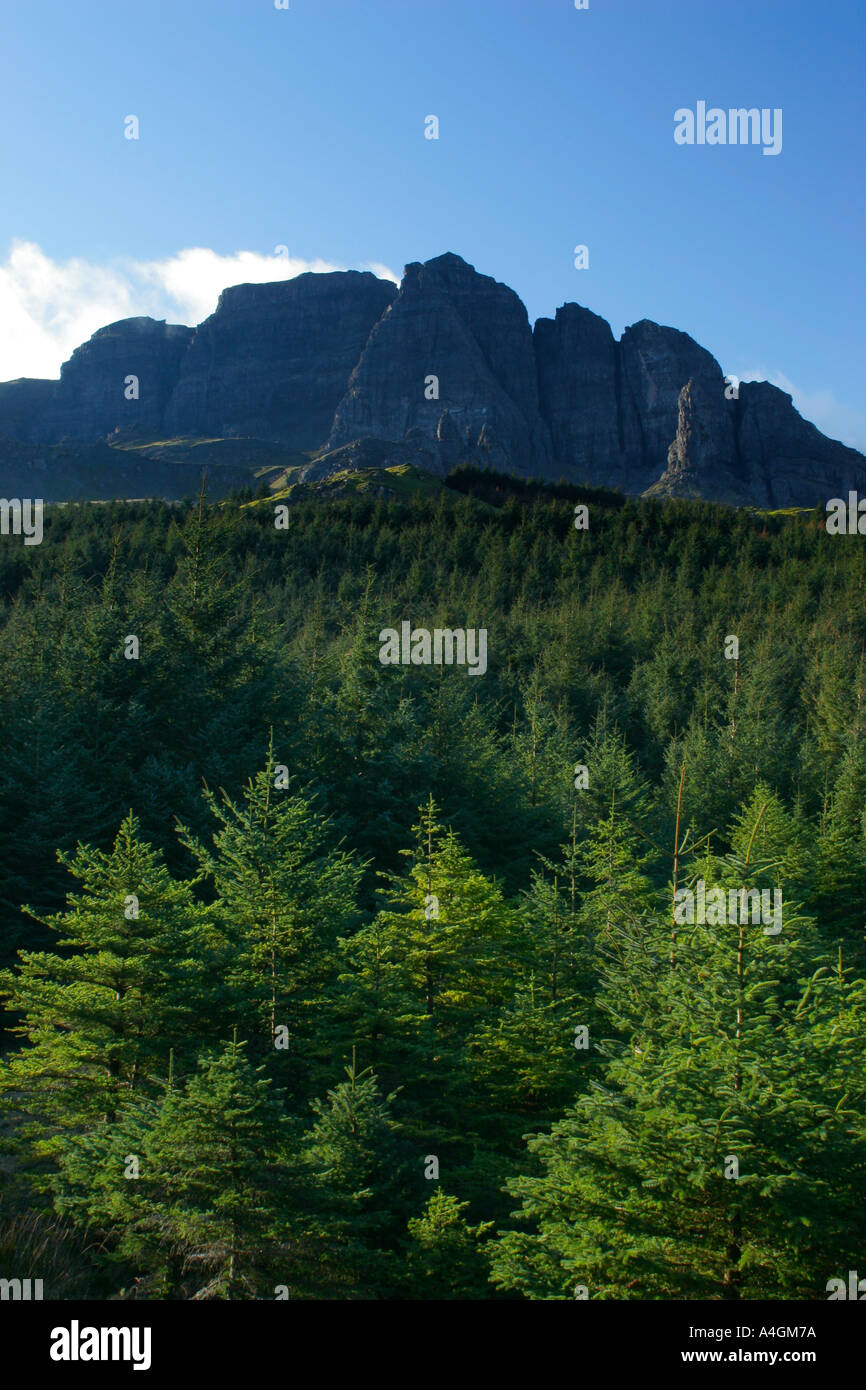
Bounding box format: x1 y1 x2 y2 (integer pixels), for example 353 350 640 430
327 253 551 478
0 319 194 447
164 271 396 448
0 252 861 506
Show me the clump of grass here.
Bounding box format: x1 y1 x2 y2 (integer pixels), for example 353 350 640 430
0 1209 108 1299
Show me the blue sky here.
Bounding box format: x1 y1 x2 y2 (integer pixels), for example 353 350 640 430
1 0 863 446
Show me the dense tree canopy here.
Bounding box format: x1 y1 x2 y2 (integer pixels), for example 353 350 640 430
0 475 863 1298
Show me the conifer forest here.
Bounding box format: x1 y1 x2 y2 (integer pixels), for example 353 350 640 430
1 473 864 1302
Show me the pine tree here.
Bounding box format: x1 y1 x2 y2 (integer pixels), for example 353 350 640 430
810 749 866 957
0 815 224 1175
54 1038 294 1300
404 1189 492 1299
336 798 519 1143
463 979 583 1150
462 806 598 1148
727 784 810 897
177 747 361 1096
299 1055 413 1298
577 796 658 970
490 802 866 1299
315 573 416 869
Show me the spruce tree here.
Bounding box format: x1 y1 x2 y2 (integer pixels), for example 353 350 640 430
490 803 866 1299
0 815 224 1175
809 749 866 958
404 1189 492 1299
177 748 361 1095
54 1037 294 1300
298 1055 412 1297
337 798 519 1142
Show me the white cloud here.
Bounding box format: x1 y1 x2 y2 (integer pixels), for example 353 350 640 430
736 365 866 454
0 240 401 382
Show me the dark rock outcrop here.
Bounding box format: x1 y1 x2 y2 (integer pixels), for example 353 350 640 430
0 251 862 507
646 377 753 505
164 271 396 447
53 317 194 442
328 253 551 476
534 303 639 492
617 320 739 494
0 379 57 444
0 319 193 444
734 380 866 508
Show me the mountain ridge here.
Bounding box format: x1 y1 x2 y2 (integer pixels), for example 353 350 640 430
1 252 861 507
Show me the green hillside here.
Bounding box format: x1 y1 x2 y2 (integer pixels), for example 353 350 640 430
0 480 863 1301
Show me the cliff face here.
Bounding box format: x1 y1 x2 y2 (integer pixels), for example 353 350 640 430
0 319 193 444
647 377 749 505
328 253 551 477
733 380 866 508
55 318 195 442
534 304 639 492
618 320 741 495
164 271 397 448
0 379 57 444
0 251 862 507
